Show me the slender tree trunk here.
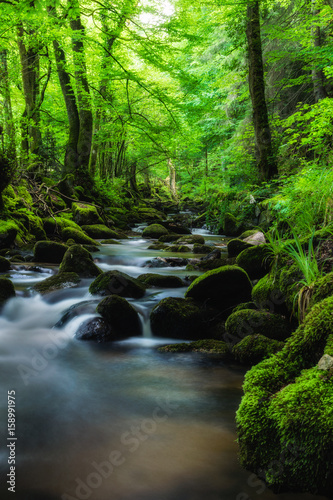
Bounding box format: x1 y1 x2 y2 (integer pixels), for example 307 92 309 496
0 49 16 160
68 0 93 188
246 0 277 181
168 158 178 200
129 161 138 193
311 2 327 102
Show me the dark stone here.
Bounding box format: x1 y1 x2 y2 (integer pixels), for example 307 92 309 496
75 317 114 342
0 256 11 272
96 295 142 337
89 270 146 298
33 272 80 294
59 245 102 278
137 273 184 288
0 277 15 305
33 241 68 264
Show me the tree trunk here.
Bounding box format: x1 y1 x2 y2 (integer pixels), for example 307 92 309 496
68 0 93 188
0 49 16 160
168 158 178 200
311 2 327 102
129 161 138 193
246 0 277 181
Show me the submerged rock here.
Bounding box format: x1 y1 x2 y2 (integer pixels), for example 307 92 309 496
33 240 68 264
158 339 231 358
143 256 188 268
96 295 142 337
59 245 102 278
89 270 146 298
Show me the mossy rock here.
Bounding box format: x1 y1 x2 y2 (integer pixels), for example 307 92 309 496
72 202 103 226
33 272 80 294
164 245 190 253
193 244 212 254
0 256 11 272
232 302 257 313
61 227 99 246
278 264 303 314
9 254 25 263
176 235 205 245
236 296 333 495
224 212 241 236
232 334 284 365
186 257 231 272
147 243 168 250
13 210 46 241
0 277 15 305
251 273 287 315
59 245 102 278
236 244 272 280
137 273 184 288
239 229 259 240
225 309 291 343
89 270 146 298
150 297 206 340
96 295 142 338
75 317 114 342
158 339 231 358
0 220 18 249
81 224 121 240
142 224 169 238
308 272 333 312
158 234 180 243
43 216 82 236
185 265 252 314
33 241 68 264
100 239 121 245
227 239 252 258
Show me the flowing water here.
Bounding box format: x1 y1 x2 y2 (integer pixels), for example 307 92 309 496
0 235 329 500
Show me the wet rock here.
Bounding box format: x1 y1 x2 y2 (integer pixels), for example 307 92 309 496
75 317 114 342
150 297 206 340
176 235 205 245
0 256 11 272
142 223 169 238
227 239 252 258
143 256 188 268
185 265 252 313
61 227 99 246
161 222 191 235
137 273 184 288
0 277 15 305
147 243 168 250
200 248 221 261
33 240 68 264
55 300 98 327
236 244 272 280
96 295 141 337
193 244 213 254
317 354 333 371
89 270 146 298
59 245 102 278
164 245 190 253
33 272 80 295
158 234 181 243
158 339 231 358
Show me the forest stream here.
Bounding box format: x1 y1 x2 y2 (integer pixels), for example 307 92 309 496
0 229 329 500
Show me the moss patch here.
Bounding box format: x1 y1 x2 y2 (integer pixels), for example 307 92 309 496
59 245 102 278
33 272 80 294
236 244 272 280
89 270 146 298
0 277 15 305
232 334 284 365
225 309 291 343
158 339 231 357
137 273 184 288
62 227 99 246
142 223 169 238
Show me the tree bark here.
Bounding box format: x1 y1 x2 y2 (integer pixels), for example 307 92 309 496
0 49 16 160
311 2 327 102
246 0 277 181
168 158 178 200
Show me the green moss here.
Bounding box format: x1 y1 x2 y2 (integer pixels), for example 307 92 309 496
185 265 252 312
308 272 333 312
61 227 99 246
236 244 272 280
89 270 146 298
81 224 121 239
0 220 19 249
164 245 190 253
72 202 104 226
278 264 303 314
137 273 184 288
33 272 80 294
193 244 213 254
148 243 168 250
43 216 81 235
325 335 333 356
239 229 259 240
232 302 257 313
232 334 284 365
0 277 15 305
158 339 230 357
142 223 169 238
100 239 121 245
59 245 102 278
252 274 282 310
227 238 252 258
177 235 205 244
158 234 180 243
225 309 291 342
224 212 241 236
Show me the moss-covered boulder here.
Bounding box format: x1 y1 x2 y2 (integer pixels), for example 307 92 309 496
176 235 205 245
236 296 333 496
164 245 190 253
147 243 168 250
0 256 11 272
137 273 184 288
158 234 180 243
81 224 121 240
33 241 68 264
224 213 241 236
59 245 102 278
43 216 81 236
278 263 303 314
225 309 291 343
62 227 99 246
101 239 121 245
251 273 287 315
193 244 213 254
232 334 283 365
158 339 231 358
308 272 333 312
150 297 206 339
227 239 252 258
0 221 18 249
236 244 272 280
232 301 258 313
185 265 252 313
0 277 15 305
72 202 103 226
33 272 80 294
96 295 141 337
89 270 146 298
142 224 169 238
